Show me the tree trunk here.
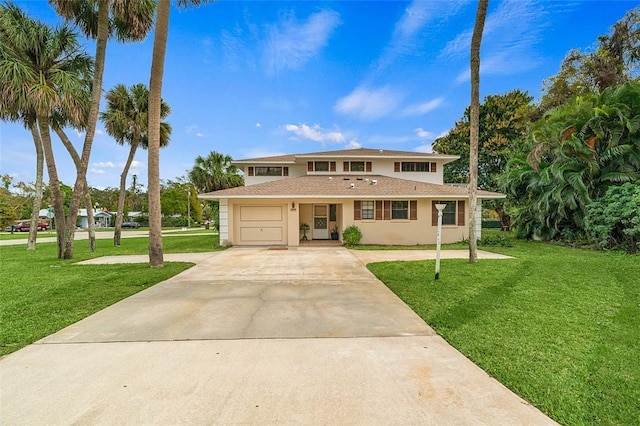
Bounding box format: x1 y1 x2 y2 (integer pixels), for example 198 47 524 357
63 0 110 259
114 140 139 246
147 0 170 268
27 123 44 250
468 0 488 264
38 116 66 258
55 127 97 251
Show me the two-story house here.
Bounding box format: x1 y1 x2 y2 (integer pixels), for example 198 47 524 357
199 148 504 247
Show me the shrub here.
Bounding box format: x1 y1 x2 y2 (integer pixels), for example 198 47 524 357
584 183 640 253
342 225 362 246
478 234 513 247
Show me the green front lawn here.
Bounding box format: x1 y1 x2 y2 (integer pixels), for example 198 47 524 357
0 234 223 356
368 240 639 425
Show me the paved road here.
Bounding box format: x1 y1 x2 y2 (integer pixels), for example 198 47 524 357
0 247 553 425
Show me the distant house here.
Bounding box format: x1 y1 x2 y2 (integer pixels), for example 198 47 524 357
78 209 112 229
199 147 505 247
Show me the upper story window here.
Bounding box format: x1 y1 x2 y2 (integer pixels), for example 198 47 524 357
308 161 336 172
248 166 288 177
395 162 437 172
343 161 372 172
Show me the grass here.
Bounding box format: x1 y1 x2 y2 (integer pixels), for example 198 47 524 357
0 234 223 356
367 239 640 425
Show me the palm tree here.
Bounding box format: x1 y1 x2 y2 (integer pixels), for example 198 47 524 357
100 83 171 246
147 0 211 268
0 3 93 258
49 0 156 259
189 151 243 193
468 0 488 263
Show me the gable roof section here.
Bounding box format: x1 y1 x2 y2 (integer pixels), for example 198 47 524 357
233 147 459 164
199 175 504 200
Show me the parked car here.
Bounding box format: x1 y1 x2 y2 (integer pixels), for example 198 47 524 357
121 221 141 229
6 220 50 232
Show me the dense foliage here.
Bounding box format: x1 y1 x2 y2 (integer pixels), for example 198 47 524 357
342 225 363 246
503 81 640 243
584 183 640 253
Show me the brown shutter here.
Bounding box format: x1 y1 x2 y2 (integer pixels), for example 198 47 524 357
394 162 400 172
330 161 336 172
432 201 438 226
307 162 313 172
365 161 372 172
431 162 437 172
343 162 350 172
458 200 465 226
283 167 289 176
375 200 383 220
410 200 417 220
354 200 361 221
248 166 254 177
383 201 391 220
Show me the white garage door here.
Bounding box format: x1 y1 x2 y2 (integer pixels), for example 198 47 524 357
235 205 287 245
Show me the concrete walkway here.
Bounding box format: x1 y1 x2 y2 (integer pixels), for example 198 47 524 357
0 247 552 425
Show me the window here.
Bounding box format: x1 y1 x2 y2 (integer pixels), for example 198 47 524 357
314 161 329 172
361 201 374 220
254 166 283 176
400 162 436 172
441 201 456 225
350 161 365 172
391 201 408 220
432 200 464 226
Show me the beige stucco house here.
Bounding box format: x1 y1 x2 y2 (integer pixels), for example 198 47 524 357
199 148 504 247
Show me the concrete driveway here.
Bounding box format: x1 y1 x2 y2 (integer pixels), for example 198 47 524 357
0 247 553 425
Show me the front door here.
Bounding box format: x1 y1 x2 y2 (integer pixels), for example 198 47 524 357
313 204 329 239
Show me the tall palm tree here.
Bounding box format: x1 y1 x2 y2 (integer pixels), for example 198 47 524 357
100 83 171 246
468 0 488 263
0 3 93 258
189 151 243 193
147 0 211 268
49 0 156 259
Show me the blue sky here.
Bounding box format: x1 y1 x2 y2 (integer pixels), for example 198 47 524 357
0 0 636 190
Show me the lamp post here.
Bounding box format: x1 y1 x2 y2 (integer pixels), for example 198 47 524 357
435 203 447 280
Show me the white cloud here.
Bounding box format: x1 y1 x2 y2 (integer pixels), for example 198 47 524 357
93 161 115 168
335 86 402 121
442 0 562 80
345 140 362 149
402 97 444 116
256 122 262 128
414 144 433 153
196 132 205 137
264 9 341 75
130 160 145 168
284 123 345 143
185 125 198 133
90 168 106 175
415 128 434 139
95 129 104 136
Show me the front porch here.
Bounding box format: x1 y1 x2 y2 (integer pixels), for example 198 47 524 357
298 202 343 243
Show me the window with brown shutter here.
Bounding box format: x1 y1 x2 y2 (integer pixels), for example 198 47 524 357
248 166 254 177
307 162 313 172
431 201 438 226
354 200 361 220
431 162 437 172
410 200 417 220
375 200 382 220
394 162 400 172
457 200 465 226
343 162 350 172
365 161 372 172
283 167 289 176
383 201 391 220
330 161 336 172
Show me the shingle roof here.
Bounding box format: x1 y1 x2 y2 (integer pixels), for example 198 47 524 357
233 147 458 164
199 175 505 200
